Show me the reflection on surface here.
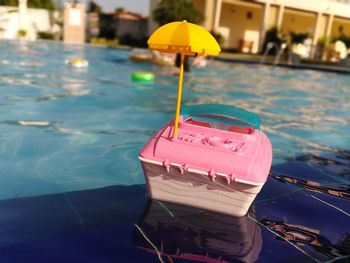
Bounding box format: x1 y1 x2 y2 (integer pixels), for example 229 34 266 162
272 150 350 186
260 219 350 260
255 150 350 262
0 185 153 263
270 150 350 200
62 80 90 96
271 174 350 200
0 185 146 247
288 150 350 179
133 199 262 263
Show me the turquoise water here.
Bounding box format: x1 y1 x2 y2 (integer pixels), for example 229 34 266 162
0 41 349 262
1 41 349 199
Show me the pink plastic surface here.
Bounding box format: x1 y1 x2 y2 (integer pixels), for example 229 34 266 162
139 116 272 185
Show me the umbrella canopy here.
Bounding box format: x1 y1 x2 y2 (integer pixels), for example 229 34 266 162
147 21 221 137
148 20 221 56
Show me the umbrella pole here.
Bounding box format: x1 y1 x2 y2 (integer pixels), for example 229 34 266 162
173 51 185 138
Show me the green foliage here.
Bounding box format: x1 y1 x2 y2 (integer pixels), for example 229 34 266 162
29 0 55 10
115 7 124 12
106 39 119 47
91 37 119 47
153 0 203 25
88 0 101 13
210 31 223 45
262 27 284 55
17 29 27 37
37 31 54 40
290 31 309 44
317 36 332 48
0 0 55 10
265 27 283 44
91 37 107 45
0 0 17 6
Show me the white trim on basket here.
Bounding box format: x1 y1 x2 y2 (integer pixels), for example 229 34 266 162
138 155 264 186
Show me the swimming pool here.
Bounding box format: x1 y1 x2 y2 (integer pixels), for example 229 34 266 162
0 41 349 262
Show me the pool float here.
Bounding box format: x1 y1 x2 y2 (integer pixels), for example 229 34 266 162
151 51 175 66
131 71 155 83
129 54 175 66
129 53 153 63
65 57 89 68
129 49 175 66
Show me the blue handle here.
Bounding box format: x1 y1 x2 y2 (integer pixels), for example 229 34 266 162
181 104 260 130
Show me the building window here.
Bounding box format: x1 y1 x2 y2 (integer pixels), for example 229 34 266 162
246 11 253 20
339 25 344 34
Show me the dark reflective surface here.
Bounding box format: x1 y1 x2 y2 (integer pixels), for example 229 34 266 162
0 185 150 263
254 149 350 263
0 150 348 262
133 200 262 263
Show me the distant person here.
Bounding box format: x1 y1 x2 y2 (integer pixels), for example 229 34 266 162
192 55 207 68
152 51 176 66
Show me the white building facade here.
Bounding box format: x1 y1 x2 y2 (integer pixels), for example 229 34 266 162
0 3 58 40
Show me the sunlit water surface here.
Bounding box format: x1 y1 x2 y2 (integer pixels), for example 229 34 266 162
0 41 349 263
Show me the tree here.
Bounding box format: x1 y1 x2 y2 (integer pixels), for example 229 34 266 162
0 0 55 10
0 0 18 6
290 31 309 44
88 0 101 13
153 0 203 26
115 7 124 13
262 27 284 55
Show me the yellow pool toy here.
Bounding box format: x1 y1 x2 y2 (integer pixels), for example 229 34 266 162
66 57 89 68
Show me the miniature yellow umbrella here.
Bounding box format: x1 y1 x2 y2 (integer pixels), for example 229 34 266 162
148 20 221 137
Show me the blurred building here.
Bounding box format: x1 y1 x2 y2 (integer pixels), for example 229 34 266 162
0 2 59 40
63 3 85 44
87 12 99 39
88 10 148 43
150 0 350 54
114 10 148 40
97 13 116 39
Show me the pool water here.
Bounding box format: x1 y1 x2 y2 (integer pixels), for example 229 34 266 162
0 41 349 262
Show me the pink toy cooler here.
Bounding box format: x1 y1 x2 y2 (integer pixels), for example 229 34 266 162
139 104 272 217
